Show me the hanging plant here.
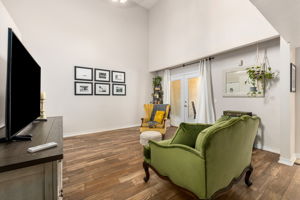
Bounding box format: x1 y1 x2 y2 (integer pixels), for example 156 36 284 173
245 65 278 95
244 47 279 96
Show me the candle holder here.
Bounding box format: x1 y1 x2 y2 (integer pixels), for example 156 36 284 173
36 92 47 121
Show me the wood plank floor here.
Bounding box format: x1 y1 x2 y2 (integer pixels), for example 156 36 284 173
63 127 300 200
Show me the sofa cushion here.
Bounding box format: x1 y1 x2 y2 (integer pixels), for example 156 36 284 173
171 123 211 148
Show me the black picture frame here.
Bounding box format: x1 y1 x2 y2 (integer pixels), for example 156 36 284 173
290 63 296 93
112 84 126 96
74 66 93 81
112 71 126 83
74 82 93 96
94 68 110 82
95 83 110 96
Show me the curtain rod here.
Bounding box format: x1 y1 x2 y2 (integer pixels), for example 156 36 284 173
171 56 215 69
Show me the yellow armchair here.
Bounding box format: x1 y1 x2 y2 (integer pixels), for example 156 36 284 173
140 104 170 138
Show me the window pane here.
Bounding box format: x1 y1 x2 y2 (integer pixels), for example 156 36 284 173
170 80 181 125
188 77 200 120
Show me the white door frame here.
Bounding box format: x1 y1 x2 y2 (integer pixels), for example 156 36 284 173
170 71 200 126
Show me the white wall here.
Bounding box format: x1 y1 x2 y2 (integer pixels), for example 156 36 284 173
0 0 21 128
295 48 300 155
148 0 278 71
212 38 281 153
2 0 152 136
278 37 296 165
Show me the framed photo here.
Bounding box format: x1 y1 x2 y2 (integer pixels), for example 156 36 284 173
75 82 93 95
112 71 126 83
112 84 126 96
95 83 110 96
290 63 296 92
95 69 110 82
74 66 93 81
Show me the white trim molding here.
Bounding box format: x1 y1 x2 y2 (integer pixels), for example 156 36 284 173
295 153 300 159
278 155 296 166
63 124 140 138
254 144 280 154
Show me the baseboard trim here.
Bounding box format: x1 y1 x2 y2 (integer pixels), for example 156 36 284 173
254 144 280 154
63 124 140 138
278 156 296 166
295 153 300 159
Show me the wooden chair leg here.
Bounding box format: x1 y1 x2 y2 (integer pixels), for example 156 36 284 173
245 165 253 187
143 161 150 183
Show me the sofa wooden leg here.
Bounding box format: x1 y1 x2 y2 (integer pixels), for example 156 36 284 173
143 161 150 183
245 165 253 187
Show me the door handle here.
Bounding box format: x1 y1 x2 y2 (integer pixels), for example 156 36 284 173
192 101 196 119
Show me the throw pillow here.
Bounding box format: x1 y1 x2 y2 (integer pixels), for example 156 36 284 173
171 123 212 147
154 111 165 124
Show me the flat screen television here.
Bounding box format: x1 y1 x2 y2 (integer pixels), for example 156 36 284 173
4 28 41 141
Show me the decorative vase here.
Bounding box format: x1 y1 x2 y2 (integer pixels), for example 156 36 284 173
250 87 257 92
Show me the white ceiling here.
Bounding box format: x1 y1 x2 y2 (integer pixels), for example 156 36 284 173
132 0 159 9
251 0 300 47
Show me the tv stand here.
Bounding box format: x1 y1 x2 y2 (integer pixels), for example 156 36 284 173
0 117 63 200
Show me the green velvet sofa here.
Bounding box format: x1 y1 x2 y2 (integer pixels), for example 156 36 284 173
143 115 260 200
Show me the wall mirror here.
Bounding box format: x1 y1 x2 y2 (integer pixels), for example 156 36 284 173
223 67 264 97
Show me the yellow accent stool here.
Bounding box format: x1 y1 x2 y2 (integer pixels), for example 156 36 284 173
140 104 170 139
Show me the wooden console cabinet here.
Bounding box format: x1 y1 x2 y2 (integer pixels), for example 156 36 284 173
0 117 63 200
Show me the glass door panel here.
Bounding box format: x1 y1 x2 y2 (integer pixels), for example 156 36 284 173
170 73 200 126
187 77 200 122
170 80 182 126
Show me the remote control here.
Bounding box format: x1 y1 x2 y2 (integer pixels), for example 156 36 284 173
27 142 58 153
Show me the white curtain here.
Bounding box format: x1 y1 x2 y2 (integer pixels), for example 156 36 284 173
197 59 216 124
163 69 171 104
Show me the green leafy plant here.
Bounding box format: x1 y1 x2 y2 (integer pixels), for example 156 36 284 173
245 65 277 95
153 76 162 88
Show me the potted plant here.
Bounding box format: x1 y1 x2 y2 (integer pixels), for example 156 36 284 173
153 76 162 89
245 65 277 95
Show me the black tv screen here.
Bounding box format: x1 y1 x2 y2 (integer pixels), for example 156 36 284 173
6 28 41 139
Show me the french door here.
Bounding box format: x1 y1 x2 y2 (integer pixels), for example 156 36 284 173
170 73 200 126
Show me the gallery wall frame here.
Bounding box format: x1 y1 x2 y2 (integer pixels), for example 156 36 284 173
112 71 126 83
95 83 110 96
112 84 126 96
74 82 93 96
95 68 110 82
74 66 93 81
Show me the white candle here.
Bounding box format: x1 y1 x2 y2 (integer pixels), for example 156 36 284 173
41 92 46 99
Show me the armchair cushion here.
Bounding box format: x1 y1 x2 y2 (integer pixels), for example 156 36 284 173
170 123 212 148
